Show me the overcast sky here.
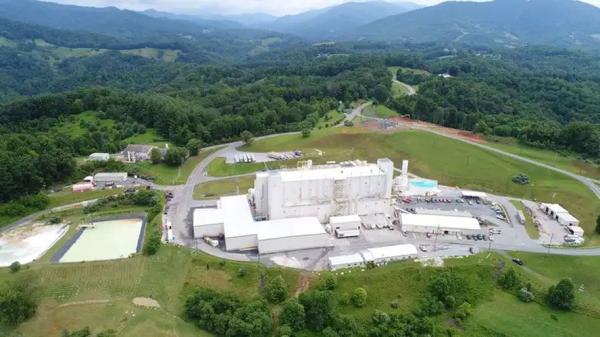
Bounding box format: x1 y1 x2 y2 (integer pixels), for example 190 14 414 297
47 0 600 15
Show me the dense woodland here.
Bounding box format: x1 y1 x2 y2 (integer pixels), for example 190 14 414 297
0 14 599 206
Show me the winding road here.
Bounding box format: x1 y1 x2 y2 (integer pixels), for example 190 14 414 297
5 103 600 260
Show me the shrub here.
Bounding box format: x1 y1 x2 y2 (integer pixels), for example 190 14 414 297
372 310 390 324
280 299 305 331
265 275 288 303
512 173 530 185
277 325 293 337
9 261 21 273
143 231 161 256
351 288 367 308
548 279 575 310
321 274 337 290
498 268 520 289
0 282 37 326
518 288 535 302
301 128 311 138
390 299 400 309
237 267 247 277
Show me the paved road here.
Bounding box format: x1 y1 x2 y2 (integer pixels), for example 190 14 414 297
393 78 416 96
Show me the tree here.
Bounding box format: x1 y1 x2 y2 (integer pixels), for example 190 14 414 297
280 299 305 331
150 148 162 164
9 261 21 273
0 282 37 326
301 128 311 138
240 130 254 145
164 147 187 166
596 214 600 235
299 290 336 331
276 325 293 337
351 288 367 308
453 301 472 323
321 274 337 290
548 279 575 310
498 268 520 289
186 138 203 156
265 275 288 303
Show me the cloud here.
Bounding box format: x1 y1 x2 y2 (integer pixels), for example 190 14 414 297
46 0 600 16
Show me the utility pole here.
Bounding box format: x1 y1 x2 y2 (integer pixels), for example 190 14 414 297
547 233 554 256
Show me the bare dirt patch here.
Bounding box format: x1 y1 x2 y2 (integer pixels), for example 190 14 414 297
132 297 160 308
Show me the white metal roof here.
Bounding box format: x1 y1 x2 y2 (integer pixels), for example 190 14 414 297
211 195 326 240
461 190 487 198
193 208 224 226
361 244 417 262
543 203 570 214
278 163 383 182
221 195 256 238
556 212 579 223
89 153 109 158
329 253 364 266
258 217 326 240
400 213 481 230
93 172 127 179
414 208 472 218
329 214 362 225
569 226 584 235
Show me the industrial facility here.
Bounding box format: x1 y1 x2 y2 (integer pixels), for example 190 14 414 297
252 158 394 223
194 158 396 253
193 195 330 253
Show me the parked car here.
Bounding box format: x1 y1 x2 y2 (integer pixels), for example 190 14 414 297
512 258 524 266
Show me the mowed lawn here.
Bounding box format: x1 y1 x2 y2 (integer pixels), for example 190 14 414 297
243 127 600 242
193 176 255 200
134 146 223 185
206 157 301 177
486 137 600 181
363 104 398 118
48 188 123 208
463 291 600 337
0 245 300 337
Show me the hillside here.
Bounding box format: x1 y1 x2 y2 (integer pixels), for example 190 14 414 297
357 0 600 49
0 0 236 39
265 1 420 40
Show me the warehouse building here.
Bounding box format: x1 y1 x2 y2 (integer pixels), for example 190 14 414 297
252 159 394 223
399 213 480 234
193 195 330 253
93 172 128 184
540 203 580 226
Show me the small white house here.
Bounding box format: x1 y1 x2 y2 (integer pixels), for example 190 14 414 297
88 153 110 162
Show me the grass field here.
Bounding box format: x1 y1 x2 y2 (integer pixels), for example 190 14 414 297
120 48 179 62
123 129 172 148
133 147 222 185
510 200 539 239
486 137 600 180
193 176 255 200
463 291 600 337
242 127 600 243
316 110 345 129
206 157 301 177
363 104 398 118
51 112 115 137
387 67 410 98
48 189 123 208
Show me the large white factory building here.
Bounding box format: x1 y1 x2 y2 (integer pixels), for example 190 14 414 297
252 158 394 223
193 159 395 254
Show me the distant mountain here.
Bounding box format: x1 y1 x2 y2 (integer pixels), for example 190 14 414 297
264 1 420 40
200 13 278 26
0 0 238 39
141 9 243 29
357 0 600 49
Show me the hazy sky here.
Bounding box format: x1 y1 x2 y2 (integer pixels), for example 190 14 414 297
47 0 600 15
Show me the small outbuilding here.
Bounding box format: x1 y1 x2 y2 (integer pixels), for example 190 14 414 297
72 182 94 193
93 172 128 184
329 253 365 270
330 214 361 238
88 153 110 162
360 244 418 265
